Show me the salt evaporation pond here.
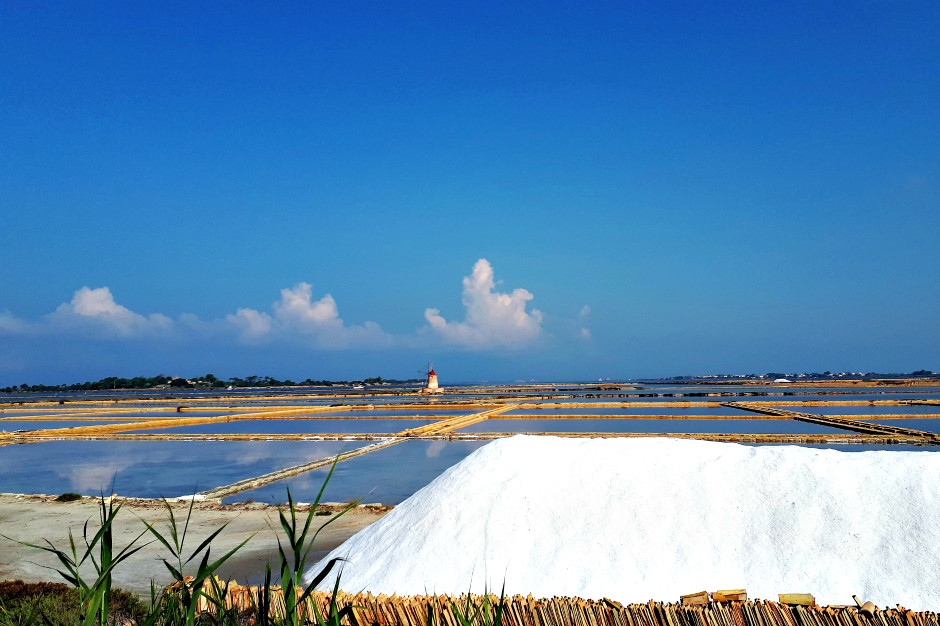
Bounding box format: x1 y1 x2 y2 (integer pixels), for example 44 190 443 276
457 418 850 435
306 436 940 611
775 392 940 402
0 439 370 498
95 410 245 418
0 409 138 418
307 409 475 417
504 406 754 416
0 420 121 431
777 404 940 416
225 439 488 506
861 418 940 434
0 406 247 418
122 418 436 435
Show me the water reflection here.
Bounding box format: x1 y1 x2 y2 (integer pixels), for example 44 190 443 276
504 406 752 416
0 420 117 431
456 418 849 434
123 419 437 435
777 405 940 416
0 440 369 498
224 439 488 506
751 442 939 453
301 409 474 417
860 419 940 434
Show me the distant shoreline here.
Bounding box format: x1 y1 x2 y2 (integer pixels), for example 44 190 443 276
3 375 939 395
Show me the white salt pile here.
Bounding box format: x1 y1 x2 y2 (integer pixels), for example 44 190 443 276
305 436 940 610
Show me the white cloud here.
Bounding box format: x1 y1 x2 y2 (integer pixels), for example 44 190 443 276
2 263 566 353
423 259 543 349
46 287 173 337
1 283 389 349
227 282 391 348
273 283 343 330
227 308 274 342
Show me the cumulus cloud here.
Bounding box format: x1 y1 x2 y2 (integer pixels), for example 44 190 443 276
1 282 389 349
227 308 273 342
46 287 173 337
2 262 568 353
423 259 543 349
227 282 391 348
273 283 343 330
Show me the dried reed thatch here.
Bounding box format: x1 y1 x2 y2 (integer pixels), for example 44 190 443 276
196 584 940 626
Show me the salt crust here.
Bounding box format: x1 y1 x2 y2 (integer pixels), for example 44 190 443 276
305 436 940 610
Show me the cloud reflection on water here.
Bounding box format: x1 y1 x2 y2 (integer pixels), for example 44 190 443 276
1 440 366 499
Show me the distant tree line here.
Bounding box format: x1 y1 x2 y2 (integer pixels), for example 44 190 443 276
1 374 420 393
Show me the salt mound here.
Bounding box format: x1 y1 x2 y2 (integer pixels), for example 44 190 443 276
305 436 940 610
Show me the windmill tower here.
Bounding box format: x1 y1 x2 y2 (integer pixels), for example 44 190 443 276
419 363 443 394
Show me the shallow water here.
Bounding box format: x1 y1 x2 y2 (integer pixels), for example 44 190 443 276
776 405 940 416
224 439 489 506
93 410 245 418
301 409 475 417
122 418 437 435
456 418 850 435
0 420 119 431
0 439 371 498
860 418 940 434
504 406 754 416
751 442 940 453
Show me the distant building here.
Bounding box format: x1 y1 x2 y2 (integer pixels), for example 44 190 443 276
419 368 444 394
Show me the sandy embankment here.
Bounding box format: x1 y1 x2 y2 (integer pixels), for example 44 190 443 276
0 494 386 596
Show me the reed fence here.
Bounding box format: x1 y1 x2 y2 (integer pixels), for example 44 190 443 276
193 584 939 626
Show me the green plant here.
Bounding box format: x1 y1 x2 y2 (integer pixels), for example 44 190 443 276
54 493 82 503
274 457 360 626
140 497 251 626
0 581 78 626
450 583 507 626
9 456 362 626
0 580 146 626
0 588 80 626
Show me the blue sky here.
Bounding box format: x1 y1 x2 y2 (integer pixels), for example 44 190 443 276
1 1 938 385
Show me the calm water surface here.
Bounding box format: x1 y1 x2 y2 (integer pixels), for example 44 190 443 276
0 420 118 431
0 440 371 498
456 418 850 435
224 439 488 506
777 405 940 416
504 406 754 416
860 419 940 434
122 419 436 435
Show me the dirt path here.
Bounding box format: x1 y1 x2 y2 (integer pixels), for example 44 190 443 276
0 494 386 596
